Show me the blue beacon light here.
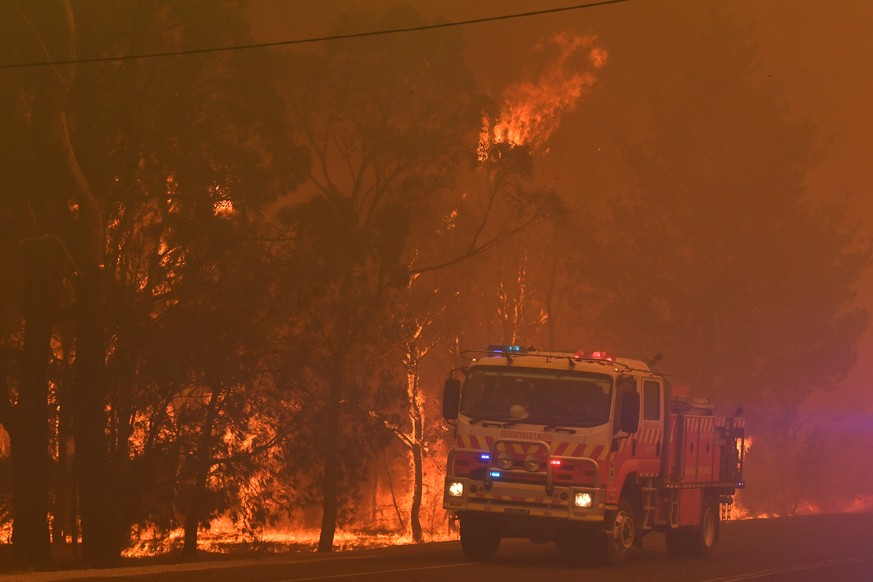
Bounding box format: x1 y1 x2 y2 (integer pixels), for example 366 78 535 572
486 345 526 354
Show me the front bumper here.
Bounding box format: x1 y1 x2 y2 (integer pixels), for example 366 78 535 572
443 476 605 522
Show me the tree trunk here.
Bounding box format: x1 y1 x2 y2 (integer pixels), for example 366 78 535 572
73 267 118 567
317 389 341 553
110 346 137 550
182 388 221 559
410 442 424 543
407 353 424 543
11 238 60 570
25 0 117 566
317 323 350 553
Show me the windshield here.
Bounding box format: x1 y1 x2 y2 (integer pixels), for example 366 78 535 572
460 366 614 427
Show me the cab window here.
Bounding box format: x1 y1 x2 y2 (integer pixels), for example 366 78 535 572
643 380 661 421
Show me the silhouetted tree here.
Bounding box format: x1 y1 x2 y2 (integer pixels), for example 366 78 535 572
392 278 458 543
1 0 305 566
585 11 869 505
417 141 562 353
277 7 480 552
395 134 564 540
0 1 89 568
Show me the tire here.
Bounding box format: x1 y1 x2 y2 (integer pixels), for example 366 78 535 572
600 498 636 566
459 514 500 561
692 496 720 557
666 495 720 559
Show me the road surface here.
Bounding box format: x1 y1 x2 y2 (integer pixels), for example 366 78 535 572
7 512 873 581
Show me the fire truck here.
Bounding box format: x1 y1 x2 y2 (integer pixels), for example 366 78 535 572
442 345 745 566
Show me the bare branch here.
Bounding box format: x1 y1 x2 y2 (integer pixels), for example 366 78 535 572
411 212 542 275
12 1 72 86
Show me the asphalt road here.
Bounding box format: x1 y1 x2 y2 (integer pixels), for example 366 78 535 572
8 512 873 582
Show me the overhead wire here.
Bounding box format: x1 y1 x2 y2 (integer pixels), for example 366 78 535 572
0 0 632 70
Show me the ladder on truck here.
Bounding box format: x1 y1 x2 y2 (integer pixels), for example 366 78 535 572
640 477 658 530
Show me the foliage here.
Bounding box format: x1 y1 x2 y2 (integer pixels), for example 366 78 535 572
0 2 868 569
0 0 307 564
274 5 482 549
584 15 869 419
572 12 870 512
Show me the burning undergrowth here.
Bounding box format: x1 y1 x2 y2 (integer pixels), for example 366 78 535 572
123 520 456 558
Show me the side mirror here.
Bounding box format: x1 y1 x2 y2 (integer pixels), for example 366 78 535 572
442 378 461 420
620 391 640 433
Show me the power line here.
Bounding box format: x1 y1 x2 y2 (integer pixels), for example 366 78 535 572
0 0 631 70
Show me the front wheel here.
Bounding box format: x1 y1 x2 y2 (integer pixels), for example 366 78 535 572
601 498 636 566
459 514 500 561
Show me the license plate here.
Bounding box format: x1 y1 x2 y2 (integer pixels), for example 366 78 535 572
504 507 530 515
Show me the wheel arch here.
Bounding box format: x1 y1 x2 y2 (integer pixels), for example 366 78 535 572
618 471 644 519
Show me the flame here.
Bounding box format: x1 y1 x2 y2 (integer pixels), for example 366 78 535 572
210 181 236 217
478 32 607 157
123 520 457 558
0 424 9 458
213 199 235 216
728 435 873 519
843 495 873 512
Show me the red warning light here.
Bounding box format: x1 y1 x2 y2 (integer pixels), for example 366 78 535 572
574 350 614 362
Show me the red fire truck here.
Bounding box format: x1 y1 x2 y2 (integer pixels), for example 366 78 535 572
442 345 745 566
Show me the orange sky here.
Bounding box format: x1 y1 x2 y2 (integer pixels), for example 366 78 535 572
248 0 873 412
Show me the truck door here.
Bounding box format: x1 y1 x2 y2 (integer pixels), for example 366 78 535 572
637 379 664 476
680 416 704 482
696 417 715 481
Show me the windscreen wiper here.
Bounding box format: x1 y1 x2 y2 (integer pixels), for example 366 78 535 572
468 415 531 428
501 417 533 427
542 424 577 434
468 415 511 425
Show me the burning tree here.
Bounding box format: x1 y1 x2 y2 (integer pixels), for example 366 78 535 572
387 30 610 542
479 32 607 153
276 7 480 552
0 0 305 567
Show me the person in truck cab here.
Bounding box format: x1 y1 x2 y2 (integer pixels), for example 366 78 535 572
507 383 531 418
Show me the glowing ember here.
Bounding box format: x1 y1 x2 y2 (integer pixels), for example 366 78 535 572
0 425 9 457
210 181 236 216
213 199 235 216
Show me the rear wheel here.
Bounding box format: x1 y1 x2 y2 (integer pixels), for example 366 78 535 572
666 495 719 558
459 514 500 561
694 496 720 557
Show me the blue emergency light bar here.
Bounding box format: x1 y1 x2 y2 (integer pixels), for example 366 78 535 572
486 345 526 355
489 470 502 479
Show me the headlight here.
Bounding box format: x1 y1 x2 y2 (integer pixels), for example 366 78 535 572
448 481 464 497
574 492 593 508
524 454 540 472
